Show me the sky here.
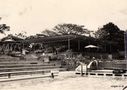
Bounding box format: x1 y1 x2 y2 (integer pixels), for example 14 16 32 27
0 0 127 37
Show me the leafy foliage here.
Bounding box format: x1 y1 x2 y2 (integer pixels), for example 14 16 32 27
41 29 59 36
0 24 10 34
95 22 125 52
53 23 89 35
95 22 120 40
15 31 27 39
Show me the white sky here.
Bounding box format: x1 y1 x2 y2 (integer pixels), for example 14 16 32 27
0 0 127 36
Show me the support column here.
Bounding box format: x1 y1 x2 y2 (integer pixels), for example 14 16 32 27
68 38 70 50
78 40 80 51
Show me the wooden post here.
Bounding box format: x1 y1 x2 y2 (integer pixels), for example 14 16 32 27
51 73 54 78
8 73 11 78
86 64 88 76
81 64 83 76
68 38 70 50
78 40 80 51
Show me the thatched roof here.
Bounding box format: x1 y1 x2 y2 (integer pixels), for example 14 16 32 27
0 35 24 43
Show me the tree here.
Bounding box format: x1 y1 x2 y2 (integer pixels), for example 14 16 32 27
41 29 59 36
15 31 27 39
0 17 10 35
53 23 89 35
95 22 120 40
95 22 124 52
0 24 10 34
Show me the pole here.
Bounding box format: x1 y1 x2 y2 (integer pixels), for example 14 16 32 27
51 73 54 78
124 31 127 60
86 64 88 76
78 40 80 51
68 37 70 50
110 44 111 53
124 31 127 71
81 63 83 76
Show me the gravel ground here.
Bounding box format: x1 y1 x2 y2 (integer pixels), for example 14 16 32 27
0 71 127 90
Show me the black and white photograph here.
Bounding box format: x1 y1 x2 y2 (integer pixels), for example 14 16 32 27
0 0 127 90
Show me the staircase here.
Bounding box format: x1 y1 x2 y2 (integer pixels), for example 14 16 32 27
0 55 66 78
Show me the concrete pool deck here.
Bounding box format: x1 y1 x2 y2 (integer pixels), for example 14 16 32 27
0 71 126 90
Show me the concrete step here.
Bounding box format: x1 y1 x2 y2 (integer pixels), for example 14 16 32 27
0 68 66 78
0 64 56 68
